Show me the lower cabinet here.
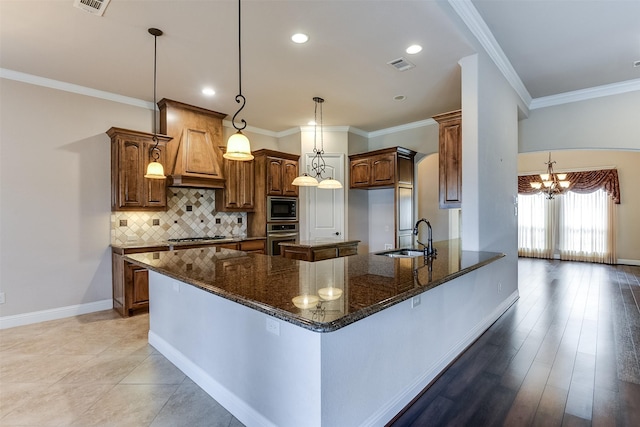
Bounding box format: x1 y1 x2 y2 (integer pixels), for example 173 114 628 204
280 241 359 262
112 239 266 316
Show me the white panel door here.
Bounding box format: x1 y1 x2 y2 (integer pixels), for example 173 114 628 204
305 153 345 240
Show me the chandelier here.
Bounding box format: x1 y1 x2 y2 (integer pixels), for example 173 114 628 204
291 97 343 189
530 152 570 199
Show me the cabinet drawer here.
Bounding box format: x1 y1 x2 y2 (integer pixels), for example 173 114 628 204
338 245 358 257
313 248 338 261
240 240 265 253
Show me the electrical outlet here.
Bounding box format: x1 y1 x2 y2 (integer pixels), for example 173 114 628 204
266 318 280 336
384 244 393 250
0 292 5 304
411 295 421 308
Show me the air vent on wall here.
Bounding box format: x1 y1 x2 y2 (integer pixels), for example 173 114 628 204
387 57 415 72
73 0 111 16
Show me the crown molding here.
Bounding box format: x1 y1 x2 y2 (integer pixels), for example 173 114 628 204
368 118 437 139
0 68 152 110
530 78 640 110
448 0 532 106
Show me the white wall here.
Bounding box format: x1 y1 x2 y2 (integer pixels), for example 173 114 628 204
459 52 519 294
519 91 640 152
0 79 139 317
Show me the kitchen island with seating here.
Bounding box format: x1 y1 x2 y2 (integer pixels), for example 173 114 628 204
125 240 515 427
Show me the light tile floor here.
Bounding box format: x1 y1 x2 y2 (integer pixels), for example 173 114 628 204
0 310 244 427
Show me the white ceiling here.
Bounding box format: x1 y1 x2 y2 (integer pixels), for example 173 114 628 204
1 0 639 133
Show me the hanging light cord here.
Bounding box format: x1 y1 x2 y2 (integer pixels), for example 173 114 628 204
231 0 247 132
149 28 162 161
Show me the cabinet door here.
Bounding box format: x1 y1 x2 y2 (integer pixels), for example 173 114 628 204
224 159 255 210
117 139 145 208
370 153 396 186
282 160 299 196
131 267 149 306
350 159 371 188
439 118 462 209
267 157 283 195
183 129 223 178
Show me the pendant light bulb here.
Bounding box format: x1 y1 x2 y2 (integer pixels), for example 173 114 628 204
144 159 166 179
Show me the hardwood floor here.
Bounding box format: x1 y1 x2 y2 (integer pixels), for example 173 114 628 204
390 258 640 427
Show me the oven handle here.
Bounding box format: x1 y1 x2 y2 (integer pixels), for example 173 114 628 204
268 232 299 239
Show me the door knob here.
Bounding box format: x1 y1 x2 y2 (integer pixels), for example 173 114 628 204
334 232 340 236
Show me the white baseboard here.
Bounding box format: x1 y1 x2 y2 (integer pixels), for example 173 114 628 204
148 331 276 427
618 259 640 266
0 299 113 329
364 290 520 427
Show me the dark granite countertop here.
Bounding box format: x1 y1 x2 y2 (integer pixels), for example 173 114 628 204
111 236 266 252
124 239 504 333
278 239 360 249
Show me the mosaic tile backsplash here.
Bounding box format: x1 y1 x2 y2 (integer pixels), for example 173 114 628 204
111 188 247 245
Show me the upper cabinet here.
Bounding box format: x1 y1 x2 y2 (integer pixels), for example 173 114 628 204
107 127 172 211
349 147 413 189
266 156 299 197
251 150 299 198
349 147 416 248
433 110 462 209
216 156 255 212
158 98 228 189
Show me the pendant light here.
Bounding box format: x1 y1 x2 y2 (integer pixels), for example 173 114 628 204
292 97 343 189
144 28 166 179
224 0 254 161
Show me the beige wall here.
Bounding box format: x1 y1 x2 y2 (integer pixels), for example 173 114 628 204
518 150 640 263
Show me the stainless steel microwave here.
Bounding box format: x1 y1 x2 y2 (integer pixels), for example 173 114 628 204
267 196 298 222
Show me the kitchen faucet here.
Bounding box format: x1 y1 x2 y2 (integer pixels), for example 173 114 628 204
413 218 437 258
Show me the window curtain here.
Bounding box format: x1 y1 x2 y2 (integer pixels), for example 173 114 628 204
518 168 621 204
517 193 555 258
558 189 617 264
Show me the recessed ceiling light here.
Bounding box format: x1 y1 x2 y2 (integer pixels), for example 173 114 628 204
406 44 422 55
202 87 215 96
291 33 309 44
394 95 406 101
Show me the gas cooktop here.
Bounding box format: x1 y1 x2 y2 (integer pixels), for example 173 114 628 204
167 236 227 243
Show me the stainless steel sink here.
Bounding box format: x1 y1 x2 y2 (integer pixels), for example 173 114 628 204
376 249 425 258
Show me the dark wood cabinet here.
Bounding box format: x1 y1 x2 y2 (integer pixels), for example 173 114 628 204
248 150 300 237
267 156 299 196
433 110 462 209
216 157 255 211
279 241 359 262
107 127 171 211
349 147 416 248
349 151 396 188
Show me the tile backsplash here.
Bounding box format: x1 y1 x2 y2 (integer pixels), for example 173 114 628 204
111 188 247 245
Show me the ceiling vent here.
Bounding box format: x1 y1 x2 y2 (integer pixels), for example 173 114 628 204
387 57 415 72
73 0 111 16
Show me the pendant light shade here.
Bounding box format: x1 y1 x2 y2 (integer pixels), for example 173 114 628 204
145 27 166 179
292 97 342 189
225 130 254 161
224 0 253 161
291 173 319 186
144 160 165 179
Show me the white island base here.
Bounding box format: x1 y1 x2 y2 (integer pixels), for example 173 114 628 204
148 260 517 427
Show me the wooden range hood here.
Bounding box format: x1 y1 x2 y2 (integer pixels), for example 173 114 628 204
158 98 228 189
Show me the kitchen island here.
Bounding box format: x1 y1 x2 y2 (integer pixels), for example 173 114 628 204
278 238 360 262
125 240 515 426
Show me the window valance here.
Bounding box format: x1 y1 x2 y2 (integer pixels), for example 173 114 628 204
518 169 620 204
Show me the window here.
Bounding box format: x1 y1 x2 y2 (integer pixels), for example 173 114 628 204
518 189 616 264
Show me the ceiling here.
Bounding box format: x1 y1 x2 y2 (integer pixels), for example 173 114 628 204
1 0 639 133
